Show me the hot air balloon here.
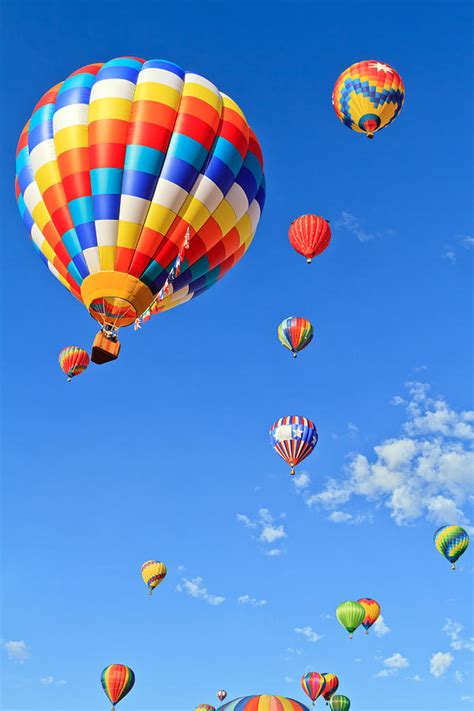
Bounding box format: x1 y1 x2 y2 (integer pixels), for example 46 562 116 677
101 664 134 710
278 317 314 358
329 695 350 711
195 706 215 711
58 346 89 381
218 697 309 711
321 674 339 704
336 600 365 638
434 526 469 570
357 598 380 633
332 60 405 139
141 560 167 594
301 672 326 705
269 416 318 475
217 691 228 703
288 215 331 264
16 57 265 365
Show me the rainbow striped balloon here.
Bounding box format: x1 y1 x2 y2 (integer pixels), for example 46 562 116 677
278 317 314 358
434 525 469 569
58 346 89 381
269 416 318 475
332 60 404 138
218 696 310 711
321 674 339 702
15 57 265 338
301 672 326 704
357 598 381 633
101 664 134 709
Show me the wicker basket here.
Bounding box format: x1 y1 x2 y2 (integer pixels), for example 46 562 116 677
91 331 121 364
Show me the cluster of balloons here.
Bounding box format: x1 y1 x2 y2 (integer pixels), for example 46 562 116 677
336 598 381 639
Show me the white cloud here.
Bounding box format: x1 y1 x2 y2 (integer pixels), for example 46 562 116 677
411 674 422 682
462 696 474 702
293 472 311 490
373 615 390 637
335 211 377 243
348 422 359 437
329 511 353 523
309 383 474 526
4 641 30 662
176 576 225 606
443 619 474 652
237 508 287 555
455 671 464 683
376 652 409 677
40 676 66 686
294 626 323 642
443 250 457 264
284 676 295 683
430 652 454 678
463 236 474 248
238 595 267 607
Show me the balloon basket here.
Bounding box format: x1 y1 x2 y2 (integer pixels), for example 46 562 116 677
91 332 121 364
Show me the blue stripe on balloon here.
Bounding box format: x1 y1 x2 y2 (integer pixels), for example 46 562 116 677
160 156 199 192
93 193 121 219
91 168 123 195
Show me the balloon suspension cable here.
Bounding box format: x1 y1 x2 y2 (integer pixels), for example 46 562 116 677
100 322 119 341
135 227 191 331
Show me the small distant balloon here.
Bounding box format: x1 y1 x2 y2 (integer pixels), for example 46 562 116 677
141 560 167 594
195 706 215 711
288 215 331 264
357 598 381 634
321 674 339 703
269 416 318 475
101 664 135 710
329 695 350 711
278 317 314 358
336 600 365 638
217 691 227 703
434 525 469 569
301 672 326 704
59 346 89 382
332 60 405 139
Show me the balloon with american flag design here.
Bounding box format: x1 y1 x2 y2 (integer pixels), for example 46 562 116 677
269 416 318 475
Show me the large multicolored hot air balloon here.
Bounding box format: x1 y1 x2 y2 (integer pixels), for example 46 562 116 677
101 664 134 710
332 60 405 139
269 416 318 475
288 215 331 264
217 691 228 703
336 600 365 638
141 560 167 594
434 525 469 570
218 697 309 711
16 57 265 364
301 672 326 705
329 695 350 711
357 598 381 634
278 317 314 358
321 674 339 703
58 345 89 381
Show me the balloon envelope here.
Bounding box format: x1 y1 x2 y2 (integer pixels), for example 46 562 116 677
278 317 314 357
217 691 228 702
336 600 365 637
58 346 89 380
330 695 350 711
141 560 167 593
332 60 404 138
218 697 309 711
269 416 318 475
357 598 381 632
288 215 331 263
101 664 134 707
321 674 339 702
434 525 469 568
301 672 326 703
16 57 265 334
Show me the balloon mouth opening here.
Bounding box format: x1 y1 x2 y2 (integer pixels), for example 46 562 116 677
359 113 380 137
81 272 154 328
89 296 138 328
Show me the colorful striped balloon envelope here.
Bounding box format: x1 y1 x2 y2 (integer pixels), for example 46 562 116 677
218 696 310 711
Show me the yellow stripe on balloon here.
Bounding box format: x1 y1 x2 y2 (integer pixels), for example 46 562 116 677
88 97 133 123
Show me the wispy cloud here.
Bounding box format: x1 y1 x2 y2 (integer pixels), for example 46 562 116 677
375 652 409 677
443 619 474 652
238 594 267 607
442 234 474 263
177 576 225 606
335 211 379 243
40 676 66 686
430 652 454 678
306 382 474 526
455 671 464 683
294 625 323 642
4 641 30 663
237 508 287 556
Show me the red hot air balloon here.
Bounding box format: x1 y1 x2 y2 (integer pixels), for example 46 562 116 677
321 674 339 703
58 346 89 381
288 215 331 264
217 691 228 703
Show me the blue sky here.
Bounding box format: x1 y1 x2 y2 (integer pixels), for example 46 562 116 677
1 1 473 710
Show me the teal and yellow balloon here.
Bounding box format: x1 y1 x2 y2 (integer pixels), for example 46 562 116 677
330 695 350 711
336 600 365 638
434 525 469 570
278 317 314 358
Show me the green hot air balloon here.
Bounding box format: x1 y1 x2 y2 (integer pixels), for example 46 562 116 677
336 600 365 638
330 695 350 711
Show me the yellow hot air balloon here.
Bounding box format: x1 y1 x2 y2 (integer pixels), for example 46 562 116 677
141 560 166 595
